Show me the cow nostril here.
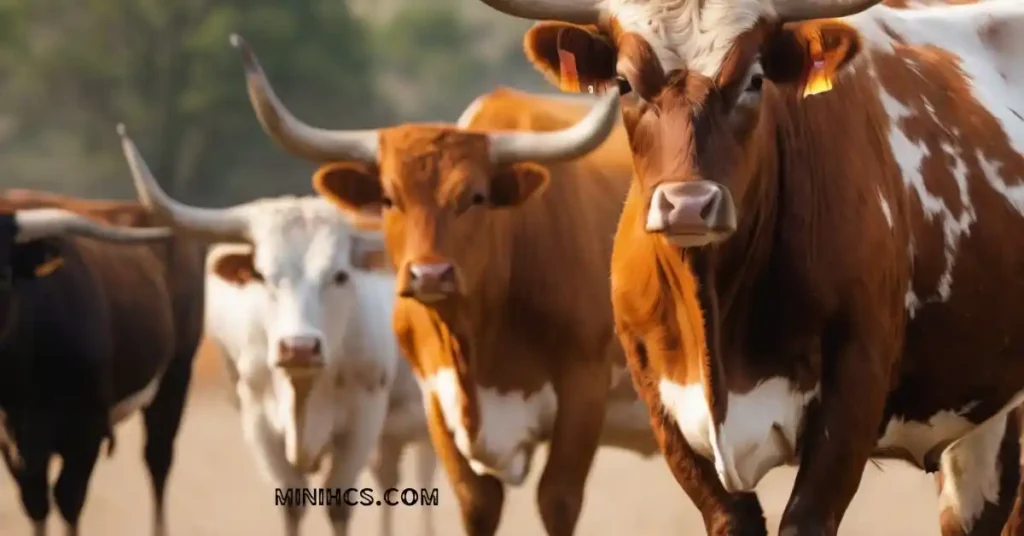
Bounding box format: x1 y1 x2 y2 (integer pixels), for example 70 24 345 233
439 264 455 282
699 196 717 220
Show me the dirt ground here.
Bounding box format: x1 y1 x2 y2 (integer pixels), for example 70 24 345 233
0 338 944 535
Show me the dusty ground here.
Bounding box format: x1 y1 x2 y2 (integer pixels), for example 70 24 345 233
0 338 944 535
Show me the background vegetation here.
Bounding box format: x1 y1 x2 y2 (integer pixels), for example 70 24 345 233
0 0 546 205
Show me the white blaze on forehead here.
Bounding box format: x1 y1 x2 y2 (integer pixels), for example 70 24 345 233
607 0 767 78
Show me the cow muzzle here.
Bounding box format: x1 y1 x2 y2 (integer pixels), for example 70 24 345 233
399 261 460 303
275 335 324 372
645 180 738 248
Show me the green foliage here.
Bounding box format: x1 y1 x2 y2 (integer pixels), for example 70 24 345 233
0 0 547 205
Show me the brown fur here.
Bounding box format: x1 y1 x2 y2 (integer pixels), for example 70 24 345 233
313 88 653 536
522 10 1024 536
0 189 205 532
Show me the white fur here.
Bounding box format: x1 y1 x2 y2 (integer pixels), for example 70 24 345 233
203 196 436 536
877 188 894 229
659 377 819 492
422 364 652 486
606 0 768 78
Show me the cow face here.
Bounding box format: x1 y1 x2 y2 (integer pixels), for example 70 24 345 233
313 129 548 305
497 0 874 247
209 201 387 372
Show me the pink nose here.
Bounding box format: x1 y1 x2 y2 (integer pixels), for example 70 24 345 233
276 336 323 369
405 262 457 300
644 180 737 248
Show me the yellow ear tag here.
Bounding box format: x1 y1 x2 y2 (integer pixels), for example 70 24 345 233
801 31 836 98
34 256 64 277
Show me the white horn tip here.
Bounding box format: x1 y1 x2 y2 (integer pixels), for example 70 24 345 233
229 33 244 48
116 123 127 138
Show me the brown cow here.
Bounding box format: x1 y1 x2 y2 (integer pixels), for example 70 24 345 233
0 189 205 536
463 0 1024 534
228 34 659 536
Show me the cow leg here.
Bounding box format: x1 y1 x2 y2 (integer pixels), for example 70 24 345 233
935 406 1022 536
141 353 193 536
370 439 402 536
237 391 308 536
534 358 608 536
778 338 889 536
623 338 766 535
3 424 52 536
413 440 439 536
324 389 390 536
53 420 104 536
423 395 504 536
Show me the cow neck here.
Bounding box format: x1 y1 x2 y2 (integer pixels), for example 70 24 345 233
662 112 782 423
421 299 483 441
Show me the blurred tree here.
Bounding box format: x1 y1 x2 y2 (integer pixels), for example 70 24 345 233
0 0 388 204
373 0 545 122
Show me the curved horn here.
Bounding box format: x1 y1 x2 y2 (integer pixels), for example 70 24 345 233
472 0 605 24
229 34 379 163
13 208 172 244
117 124 250 242
488 87 620 164
772 0 881 22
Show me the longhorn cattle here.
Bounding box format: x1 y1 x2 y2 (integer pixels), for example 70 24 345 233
117 126 437 536
463 0 1024 534
0 191 201 536
228 33 659 536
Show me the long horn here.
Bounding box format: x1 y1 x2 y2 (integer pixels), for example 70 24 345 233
472 0 605 24
488 87 620 164
229 34 379 163
117 124 250 242
13 208 172 244
772 0 881 22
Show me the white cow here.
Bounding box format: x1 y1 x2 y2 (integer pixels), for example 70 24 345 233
116 125 437 536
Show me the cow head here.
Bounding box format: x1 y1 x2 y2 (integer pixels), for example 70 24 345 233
0 206 170 289
118 125 387 376
476 0 877 248
226 34 618 307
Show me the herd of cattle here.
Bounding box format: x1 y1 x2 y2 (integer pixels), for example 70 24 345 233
0 0 1022 535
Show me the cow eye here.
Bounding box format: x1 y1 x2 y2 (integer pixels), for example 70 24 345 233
746 74 763 92
470 193 486 205
380 197 393 209
616 76 632 95
333 270 349 285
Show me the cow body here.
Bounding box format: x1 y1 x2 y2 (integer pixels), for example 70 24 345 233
0 191 201 536
227 33 659 536
469 0 1024 534
204 232 437 536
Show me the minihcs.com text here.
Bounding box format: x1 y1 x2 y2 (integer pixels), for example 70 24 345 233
275 487 440 508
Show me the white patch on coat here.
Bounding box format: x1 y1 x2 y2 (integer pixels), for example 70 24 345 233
659 376 819 492
423 363 653 485
109 371 164 425
878 188 894 229
423 368 556 486
937 410 1007 533
606 0 765 78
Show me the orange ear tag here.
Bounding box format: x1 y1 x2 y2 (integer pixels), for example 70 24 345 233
33 256 64 277
800 31 836 98
558 48 584 93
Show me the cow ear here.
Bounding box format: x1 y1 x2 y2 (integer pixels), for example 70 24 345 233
350 233 391 272
524 22 617 93
490 162 550 207
313 162 384 228
762 20 862 99
11 242 64 279
212 250 262 286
